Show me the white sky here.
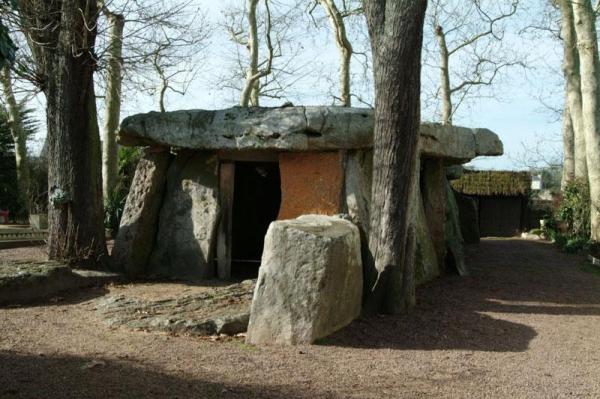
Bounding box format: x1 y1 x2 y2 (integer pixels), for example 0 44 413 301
27 0 565 171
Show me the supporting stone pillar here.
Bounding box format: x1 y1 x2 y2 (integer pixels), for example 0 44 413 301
112 147 172 276
421 159 447 266
148 151 220 280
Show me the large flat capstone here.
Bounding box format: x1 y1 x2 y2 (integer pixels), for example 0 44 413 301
118 106 502 163
246 215 363 345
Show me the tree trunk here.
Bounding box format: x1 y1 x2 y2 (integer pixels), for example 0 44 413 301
560 0 587 179
21 0 107 264
435 25 452 125
241 0 260 107
363 0 428 314
102 12 124 202
319 0 353 106
572 0 600 241
561 104 575 189
0 66 30 210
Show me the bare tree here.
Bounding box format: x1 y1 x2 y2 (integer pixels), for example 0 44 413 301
309 0 361 106
427 0 523 125
222 0 309 106
571 0 600 241
0 66 30 206
19 0 107 264
233 0 274 107
363 0 428 314
98 3 124 202
107 0 210 112
558 0 587 183
93 0 209 201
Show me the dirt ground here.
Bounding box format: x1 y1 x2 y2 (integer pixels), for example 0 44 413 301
1 238 600 398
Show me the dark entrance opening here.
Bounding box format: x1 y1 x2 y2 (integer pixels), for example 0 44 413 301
231 161 281 279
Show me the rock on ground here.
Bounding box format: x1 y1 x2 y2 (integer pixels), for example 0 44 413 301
94 280 255 336
0 261 120 305
246 215 363 345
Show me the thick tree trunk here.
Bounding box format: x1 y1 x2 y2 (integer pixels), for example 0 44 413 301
102 12 124 202
22 0 107 264
1 66 30 209
319 0 353 106
561 104 576 189
363 0 428 314
560 0 587 179
435 25 452 125
241 0 260 107
572 0 600 241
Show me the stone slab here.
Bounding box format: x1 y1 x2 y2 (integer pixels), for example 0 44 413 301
278 152 345 220
148 152 220 280
118 106 502 162
246 215 362 345
112 148 172 276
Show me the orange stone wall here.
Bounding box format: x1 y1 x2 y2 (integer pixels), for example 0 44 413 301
277 152 345 220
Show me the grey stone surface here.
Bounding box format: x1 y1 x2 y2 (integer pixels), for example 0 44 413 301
94 280 254 336
445 180 469 276
119 106 373 151
420 124 503 163
0 261 121 305
118 106 502 162
414 194 441 285
344 150 372 237
148 151 220 280
454 190 480 244
246 215 363 345
112 149 172 276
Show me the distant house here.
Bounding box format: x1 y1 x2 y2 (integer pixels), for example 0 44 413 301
451 171 532 237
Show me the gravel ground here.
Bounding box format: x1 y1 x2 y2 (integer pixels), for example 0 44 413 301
1 238 600 398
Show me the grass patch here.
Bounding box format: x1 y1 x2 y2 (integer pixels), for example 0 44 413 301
232 341 259 352
579 263 600 278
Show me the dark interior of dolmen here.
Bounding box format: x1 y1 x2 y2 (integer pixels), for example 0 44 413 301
231 161 281 279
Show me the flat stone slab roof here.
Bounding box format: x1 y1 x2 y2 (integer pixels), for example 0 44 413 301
118 106 503 163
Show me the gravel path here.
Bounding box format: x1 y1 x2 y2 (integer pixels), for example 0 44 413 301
1 238 600 398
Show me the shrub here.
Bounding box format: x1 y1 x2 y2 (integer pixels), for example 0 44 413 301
103 147 143 233
557 179 590 241
542 179 591 254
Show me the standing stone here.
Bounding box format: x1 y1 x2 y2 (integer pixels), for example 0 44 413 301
414 191 441 285
148 151 220 280
445 180 469 276
453 190 480 244
421 159 447 266
112 148 172 276
246 215 363 345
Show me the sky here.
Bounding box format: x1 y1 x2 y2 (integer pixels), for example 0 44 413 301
25 0 565 171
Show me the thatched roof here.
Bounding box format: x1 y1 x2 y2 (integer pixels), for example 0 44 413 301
451 170 531 196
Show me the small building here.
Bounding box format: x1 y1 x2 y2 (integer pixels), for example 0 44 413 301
113 106 503 286
451 170 531 237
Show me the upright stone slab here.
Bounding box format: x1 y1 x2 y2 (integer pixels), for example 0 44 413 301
445 180 469 276
246 215 363 345
148 151 220 280
278 152 345 220
414 192 441 285
453 190 480 244
112 148 172 276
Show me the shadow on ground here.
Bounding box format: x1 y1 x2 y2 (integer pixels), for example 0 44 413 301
326 239 600 353
0 351 336 399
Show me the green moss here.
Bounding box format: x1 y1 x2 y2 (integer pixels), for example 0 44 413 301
580 263 600 278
